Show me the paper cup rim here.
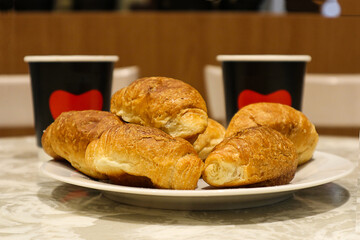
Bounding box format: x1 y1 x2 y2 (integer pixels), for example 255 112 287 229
24 55 119 62
216 55 311 62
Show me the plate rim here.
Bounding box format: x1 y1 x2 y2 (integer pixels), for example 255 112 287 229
40 151 355 198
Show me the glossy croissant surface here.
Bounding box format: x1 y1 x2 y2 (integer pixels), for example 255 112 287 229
203 126 297 188
193 118 225 161
86 124 204 190
226 102 318 165
110 77 208 140
41 110 124 179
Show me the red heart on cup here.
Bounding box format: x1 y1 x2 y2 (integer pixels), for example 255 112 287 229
237 89 292 109
49 89 103 119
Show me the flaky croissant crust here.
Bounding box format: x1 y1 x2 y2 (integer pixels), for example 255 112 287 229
203 126 298 188
226 102 318 165
86 124 204 190
110 77 208 140
41 110 124 179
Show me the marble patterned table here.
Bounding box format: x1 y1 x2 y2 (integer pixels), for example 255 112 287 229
0 135 359 240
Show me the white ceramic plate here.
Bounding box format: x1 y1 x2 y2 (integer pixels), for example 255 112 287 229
40 151 355 210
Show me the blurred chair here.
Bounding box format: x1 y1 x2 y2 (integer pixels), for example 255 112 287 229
302 74 360 128
203 65 226 126
0 74 33 129
203 65 360 133
0 66 139 132
112 66 139 94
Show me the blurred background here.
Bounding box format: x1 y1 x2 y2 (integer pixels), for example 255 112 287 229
0 0 324 11
0 0 359 136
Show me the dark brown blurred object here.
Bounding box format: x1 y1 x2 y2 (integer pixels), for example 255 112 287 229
0 0 13 10
131 0 215 10
13 0 54 11
213 0 263 11
131 0 263 11
286 0 320 12
73 0 116 11
154 0 213 10
313 0 326 5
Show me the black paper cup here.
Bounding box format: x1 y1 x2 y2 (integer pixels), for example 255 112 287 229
24 55 119 147
217 55 311 125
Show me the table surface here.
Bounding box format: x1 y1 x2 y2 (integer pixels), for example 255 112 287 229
0 135 359 240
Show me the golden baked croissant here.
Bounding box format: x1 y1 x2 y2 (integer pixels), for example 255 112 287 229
85 124 204 190
193 118 225 161
42 110 124 179
225 102 318 165
203 126 297 188
110 77 208 140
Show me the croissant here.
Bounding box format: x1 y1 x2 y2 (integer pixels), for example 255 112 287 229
203 126 298 188
85 124 204 190
225 102 318 165
110 77 208 140
193 118 225 161
41 110 124 179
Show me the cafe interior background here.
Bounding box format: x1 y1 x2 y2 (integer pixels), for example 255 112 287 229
0 0 359 137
